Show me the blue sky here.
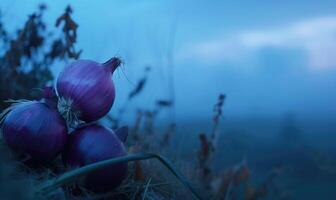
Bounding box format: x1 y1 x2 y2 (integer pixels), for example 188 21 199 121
1 0 336 121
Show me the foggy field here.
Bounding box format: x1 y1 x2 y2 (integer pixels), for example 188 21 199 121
169 117 336 199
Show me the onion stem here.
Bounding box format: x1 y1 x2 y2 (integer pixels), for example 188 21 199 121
40 153 203 200
103 57 122 73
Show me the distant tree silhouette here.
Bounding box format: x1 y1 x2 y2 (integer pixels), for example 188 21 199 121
279 112 301 143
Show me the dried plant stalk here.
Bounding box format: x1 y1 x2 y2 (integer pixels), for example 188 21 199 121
40 153 203 200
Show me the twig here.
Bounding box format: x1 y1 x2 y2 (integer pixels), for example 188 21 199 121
224 181 233 200
142 178 152 200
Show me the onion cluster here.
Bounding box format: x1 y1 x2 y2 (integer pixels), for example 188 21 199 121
0 57 128 191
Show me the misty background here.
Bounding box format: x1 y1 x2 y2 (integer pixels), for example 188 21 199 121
1 1 336 199
1 0 335 128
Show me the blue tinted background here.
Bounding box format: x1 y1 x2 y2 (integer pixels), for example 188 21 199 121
2 1 336 199
2 0 336 122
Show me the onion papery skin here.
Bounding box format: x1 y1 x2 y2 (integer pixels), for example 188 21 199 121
63 124 128 191
56 59 120 123
2 101 68 162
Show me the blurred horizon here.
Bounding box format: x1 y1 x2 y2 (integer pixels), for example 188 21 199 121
1 2 336 199
1 0 336 122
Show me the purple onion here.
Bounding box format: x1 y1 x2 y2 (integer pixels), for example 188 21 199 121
56 58 121 124
1 100 68 162
63 124 128 191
